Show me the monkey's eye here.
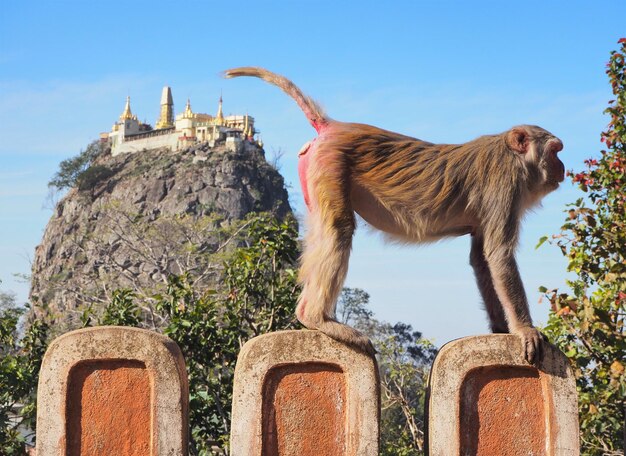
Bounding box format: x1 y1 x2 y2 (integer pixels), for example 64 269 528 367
548 140 563 154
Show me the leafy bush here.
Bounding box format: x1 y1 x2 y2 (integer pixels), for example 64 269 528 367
158 214 300 453
540 38 626 455
76 164 114 191
0 292 49 455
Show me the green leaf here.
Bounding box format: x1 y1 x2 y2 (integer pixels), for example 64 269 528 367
536 236 549 249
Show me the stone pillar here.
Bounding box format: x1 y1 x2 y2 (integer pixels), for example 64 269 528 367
36 326 188 455
427 334 579 455
230 330 379 456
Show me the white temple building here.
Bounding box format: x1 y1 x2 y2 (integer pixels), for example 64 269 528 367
102 87 259 156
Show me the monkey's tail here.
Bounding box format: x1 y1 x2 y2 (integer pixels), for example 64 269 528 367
223 67 329 133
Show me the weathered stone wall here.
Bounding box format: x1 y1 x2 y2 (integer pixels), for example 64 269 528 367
112 131 179 155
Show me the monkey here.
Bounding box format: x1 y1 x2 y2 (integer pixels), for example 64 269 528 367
224 67 564 363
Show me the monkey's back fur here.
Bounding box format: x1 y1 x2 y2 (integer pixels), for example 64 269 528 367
325 123 529 242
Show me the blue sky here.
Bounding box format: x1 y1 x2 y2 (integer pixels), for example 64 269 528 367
1 0 624 344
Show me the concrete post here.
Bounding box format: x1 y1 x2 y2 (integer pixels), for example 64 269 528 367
427 334 579 455
36 326 188 455
230 330 379 456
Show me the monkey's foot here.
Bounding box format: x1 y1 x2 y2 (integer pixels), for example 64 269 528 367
316 319 377 356
514 326 544 364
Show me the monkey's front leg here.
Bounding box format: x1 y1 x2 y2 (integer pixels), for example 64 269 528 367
483 239 544 364
469 234 509 333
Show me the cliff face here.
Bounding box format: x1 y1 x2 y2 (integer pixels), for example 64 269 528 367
30 141 292 328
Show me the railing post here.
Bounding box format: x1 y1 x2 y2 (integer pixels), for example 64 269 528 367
230 330 379 455
36 326 189 455
426 334 579 455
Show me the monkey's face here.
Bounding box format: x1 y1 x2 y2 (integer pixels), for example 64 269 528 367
508 126 564 192
539 135 565 190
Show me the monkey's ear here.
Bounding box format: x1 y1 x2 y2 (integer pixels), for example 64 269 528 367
506 128 529 154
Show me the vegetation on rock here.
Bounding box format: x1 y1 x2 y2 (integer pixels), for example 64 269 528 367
33 141 292 333
3 214 300 455
48 140 107 192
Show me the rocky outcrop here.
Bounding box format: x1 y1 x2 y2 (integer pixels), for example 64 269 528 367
30 141 292 329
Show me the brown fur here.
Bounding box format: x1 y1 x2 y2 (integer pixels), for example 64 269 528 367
224 67 564 363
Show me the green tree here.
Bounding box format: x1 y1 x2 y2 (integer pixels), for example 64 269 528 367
173 214 300 454
337 289 437 456
540 38 626 455
48 140 107 192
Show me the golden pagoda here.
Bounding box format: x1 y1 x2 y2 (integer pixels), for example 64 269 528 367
215 95 224 126
119 96 137 121
182 98 194 119
156 86 174 129
243 113 255 138
108 86 257 155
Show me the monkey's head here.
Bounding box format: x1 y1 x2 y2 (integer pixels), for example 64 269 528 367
506 125 564 193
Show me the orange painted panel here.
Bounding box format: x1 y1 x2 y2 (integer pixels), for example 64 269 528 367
460 366 546 455
66 360 152 455
262 363 346 456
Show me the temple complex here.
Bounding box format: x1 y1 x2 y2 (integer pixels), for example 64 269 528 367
102 86 259 156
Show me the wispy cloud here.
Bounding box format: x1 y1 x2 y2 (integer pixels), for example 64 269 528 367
0 189 45 198
0 170 34 179
0 75 159 156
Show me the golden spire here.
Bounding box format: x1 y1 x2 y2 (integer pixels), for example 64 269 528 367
156 86 174 129
119 96 134 121
244 114 254 138
183 98 194 118
215 94 224 126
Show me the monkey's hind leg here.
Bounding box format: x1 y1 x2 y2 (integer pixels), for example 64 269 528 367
296 171 375 355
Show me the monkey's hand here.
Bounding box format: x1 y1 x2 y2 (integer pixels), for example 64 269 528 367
514 326 544 364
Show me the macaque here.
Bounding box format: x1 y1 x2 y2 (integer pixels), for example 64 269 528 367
224 67 564 363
